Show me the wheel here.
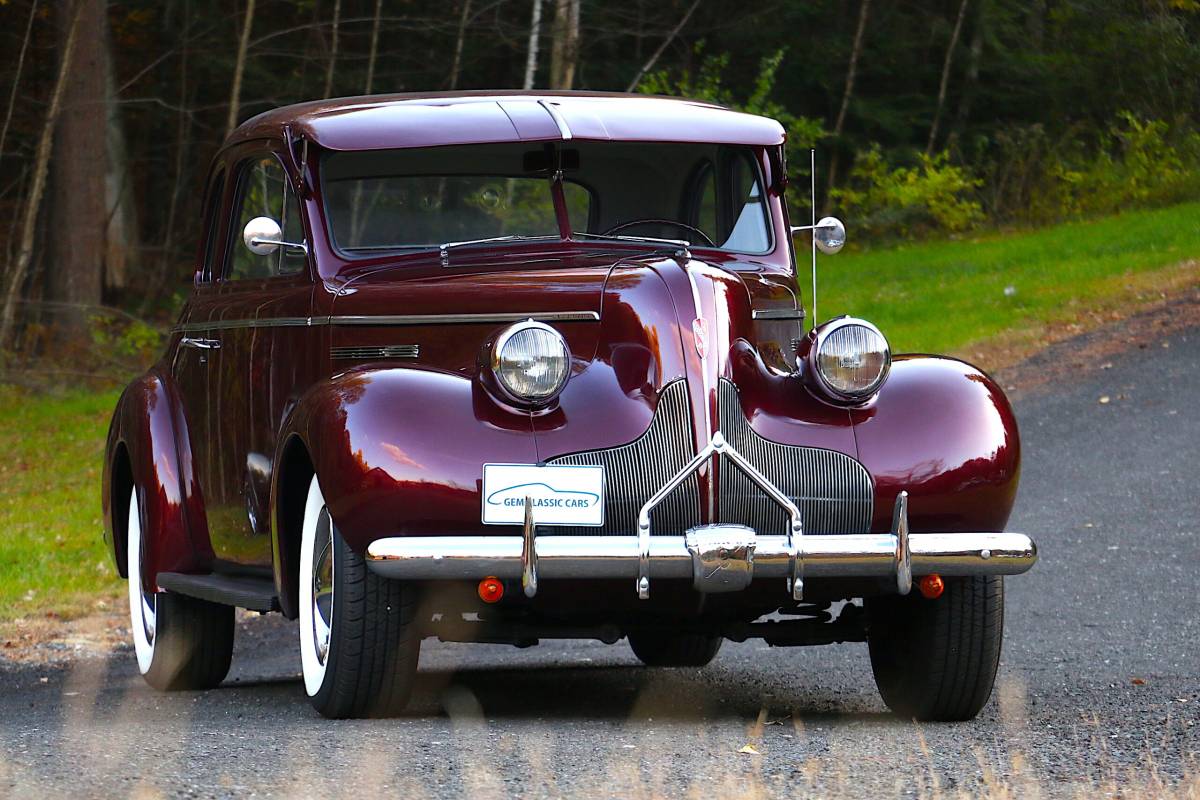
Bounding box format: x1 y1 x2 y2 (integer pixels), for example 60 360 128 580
126 487 234 690
866 575 1004 721
299 475 420 718
627 630 723 667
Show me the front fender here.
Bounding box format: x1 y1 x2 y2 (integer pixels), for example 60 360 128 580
851 356 1020 533
101 370 212 587
271 366 539 615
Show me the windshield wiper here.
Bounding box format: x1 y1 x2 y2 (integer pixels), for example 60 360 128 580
571 232 692 256
438 234 560 266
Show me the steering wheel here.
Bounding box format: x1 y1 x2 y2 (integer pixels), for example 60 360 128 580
601 219 716 247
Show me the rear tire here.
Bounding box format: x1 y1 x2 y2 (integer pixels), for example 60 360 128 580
628 630 723 667
299 475 420 718
866 575 1004 721
126 488 234 691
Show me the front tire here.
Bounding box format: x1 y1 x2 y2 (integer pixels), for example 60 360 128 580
299 475 420 718
866 575 1004 721
628 630 723 667
126 488 234 690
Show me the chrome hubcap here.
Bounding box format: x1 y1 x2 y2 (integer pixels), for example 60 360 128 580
311 508 334 665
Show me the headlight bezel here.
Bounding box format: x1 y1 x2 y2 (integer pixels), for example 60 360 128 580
808 317 892 402
489 319 572 405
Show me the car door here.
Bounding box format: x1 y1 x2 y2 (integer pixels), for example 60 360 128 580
170 166 227 536
207 146 315 568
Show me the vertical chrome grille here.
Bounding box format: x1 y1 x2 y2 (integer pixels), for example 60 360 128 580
549 380 700 535
718 379 873 535
545 378 874 536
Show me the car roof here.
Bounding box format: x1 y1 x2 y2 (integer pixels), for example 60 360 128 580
228 91 786 152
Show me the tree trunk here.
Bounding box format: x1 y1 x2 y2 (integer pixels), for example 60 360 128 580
0 1 83 350
323 0 341 98
47 0 108 339
448 0 472 90
948 0 986 153
226 0 256 135
143 0 191 314
548 0 580 89
522 0 543 90
826 0 871 195
104 44 139 295
364 0 382 93
926 0 970 156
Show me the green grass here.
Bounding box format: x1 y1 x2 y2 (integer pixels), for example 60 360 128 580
1 202 1198 624
818 201 1200 360
0 388 123 622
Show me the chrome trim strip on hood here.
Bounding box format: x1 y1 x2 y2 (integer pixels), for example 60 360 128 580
173 310 600 333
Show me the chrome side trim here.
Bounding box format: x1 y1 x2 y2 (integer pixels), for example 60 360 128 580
330 344 420 360
539 99 573 140
330 311 600 326
173 311 600 333
175 317 316 333
364 531 1038 581
752 308 806 321
636 431 804 601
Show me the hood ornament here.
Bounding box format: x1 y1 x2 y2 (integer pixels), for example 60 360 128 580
692 318 709 359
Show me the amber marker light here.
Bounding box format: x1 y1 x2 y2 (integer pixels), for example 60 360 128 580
918 574 945 600
478 576 505 604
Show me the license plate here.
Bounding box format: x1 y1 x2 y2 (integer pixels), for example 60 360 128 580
482 463 605 526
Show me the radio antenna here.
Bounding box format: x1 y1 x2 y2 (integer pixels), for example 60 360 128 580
790 150 846 330
810 149 817 328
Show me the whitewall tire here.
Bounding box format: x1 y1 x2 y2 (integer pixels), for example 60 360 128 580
124 485 234 690
298 474 420 718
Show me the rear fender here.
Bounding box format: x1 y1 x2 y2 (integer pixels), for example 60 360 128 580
271 366 538 618
101 371 213 587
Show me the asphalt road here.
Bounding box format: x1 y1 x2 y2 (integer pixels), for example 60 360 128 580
2 317 1197 799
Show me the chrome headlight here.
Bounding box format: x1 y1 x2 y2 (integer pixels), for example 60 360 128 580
492 320 571 402
812 318 891 399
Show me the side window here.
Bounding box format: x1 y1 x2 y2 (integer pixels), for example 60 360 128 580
722 153 769 252
199 171 225 281
227 156 306 281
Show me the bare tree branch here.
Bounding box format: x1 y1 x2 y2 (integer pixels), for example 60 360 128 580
624 0 702 93
448 0 473 90
226 0 257 135
323 0 341 98
927 0 971 156
364 0 383 94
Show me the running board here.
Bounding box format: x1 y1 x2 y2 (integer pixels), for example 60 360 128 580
157 572 280 612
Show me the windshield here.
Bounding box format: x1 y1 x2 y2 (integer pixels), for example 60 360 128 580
321 141 772 255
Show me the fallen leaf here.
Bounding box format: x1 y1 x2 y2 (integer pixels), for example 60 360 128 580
738 744 762 756
1131 678 1146 686
1099 396 1111 404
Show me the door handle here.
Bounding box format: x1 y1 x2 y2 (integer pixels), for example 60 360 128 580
180 337 221 350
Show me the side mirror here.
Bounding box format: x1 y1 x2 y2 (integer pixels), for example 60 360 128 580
814 217 846 255
243 216 283 255
791 216 847 255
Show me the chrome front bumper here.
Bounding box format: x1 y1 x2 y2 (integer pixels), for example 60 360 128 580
364 431 1038 600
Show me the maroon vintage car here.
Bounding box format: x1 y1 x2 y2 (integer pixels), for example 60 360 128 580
102 91 1036 719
